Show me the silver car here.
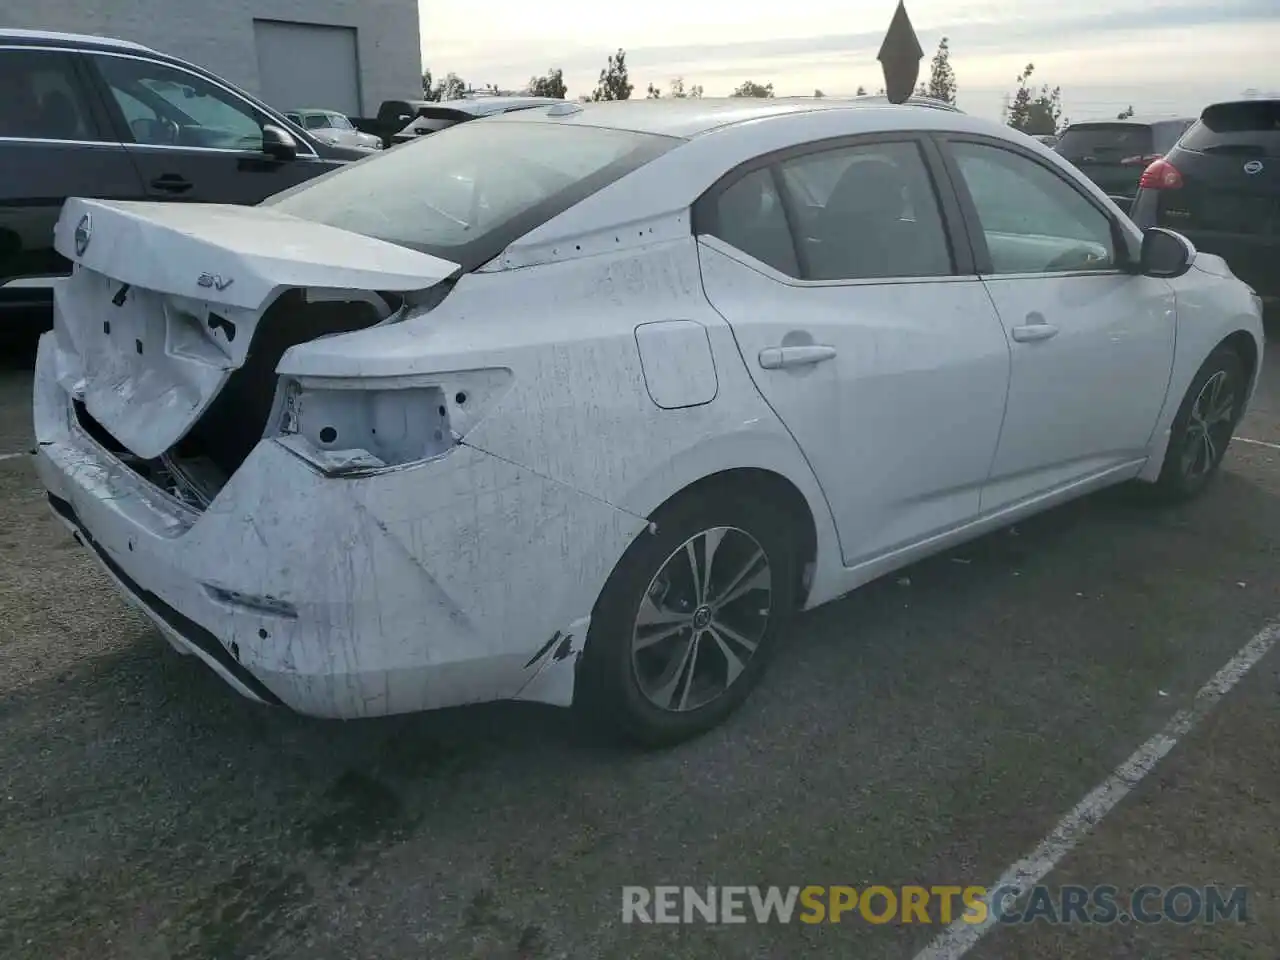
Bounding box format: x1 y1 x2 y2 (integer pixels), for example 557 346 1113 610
285 109 382 152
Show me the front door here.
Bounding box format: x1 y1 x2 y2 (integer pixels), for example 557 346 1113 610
938 136 1177 510
696 137 1012 566
84 51 330 205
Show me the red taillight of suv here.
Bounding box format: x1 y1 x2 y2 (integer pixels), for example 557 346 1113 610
1139 158 1184 190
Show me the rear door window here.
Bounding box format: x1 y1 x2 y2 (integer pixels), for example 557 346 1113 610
1180 101 1280 157
1056 124 1153 161
0 48 105 142
776 141 954 281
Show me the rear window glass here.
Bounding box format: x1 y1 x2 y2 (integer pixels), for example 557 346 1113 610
263 120 679 269
1181 101 1280 157
1056 124 1153 158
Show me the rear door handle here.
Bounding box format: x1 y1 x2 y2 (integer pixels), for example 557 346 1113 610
149 174 193 194
758 344 837 369
1010 321 1059 342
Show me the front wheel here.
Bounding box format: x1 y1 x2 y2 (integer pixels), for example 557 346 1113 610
1148 345 1245 501
577 488 797 747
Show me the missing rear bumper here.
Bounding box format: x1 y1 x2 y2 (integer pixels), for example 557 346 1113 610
49 492 286 707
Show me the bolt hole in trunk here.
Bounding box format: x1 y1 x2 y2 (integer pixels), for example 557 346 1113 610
75 291 397 509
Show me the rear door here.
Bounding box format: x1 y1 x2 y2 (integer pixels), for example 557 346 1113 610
695 135 1012 567
1056 123 1158 206
1151 101 1280 295
0 45 144 315
83 50 335 204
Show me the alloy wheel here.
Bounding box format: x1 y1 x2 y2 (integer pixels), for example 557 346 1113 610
1180 369 1236 481
630 526 773 713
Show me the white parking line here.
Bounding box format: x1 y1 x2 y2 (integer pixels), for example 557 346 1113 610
913 620 1280 960
0 451 27 462
1235 436 1280 452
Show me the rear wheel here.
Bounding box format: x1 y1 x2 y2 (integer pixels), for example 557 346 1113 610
578 489 797 747
1147 345 1245 501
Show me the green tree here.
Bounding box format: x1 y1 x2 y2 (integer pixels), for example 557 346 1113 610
528 68 567 99
592 49 633 101
439 73 467 100
1004 63 1064 136
670 77 702 98
814 88 826 98
730 80 774 98
924 36 957 104
855 85 867 96
422 70 466 101
1117 104 1135 119
646 77 703 99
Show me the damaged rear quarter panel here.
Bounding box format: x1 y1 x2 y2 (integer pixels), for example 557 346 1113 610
281 234 837 631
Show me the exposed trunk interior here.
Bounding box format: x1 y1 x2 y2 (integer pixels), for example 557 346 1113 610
75 291 399 509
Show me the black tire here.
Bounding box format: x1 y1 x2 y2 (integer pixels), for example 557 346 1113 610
1145 345 1246 502
577 487 798 747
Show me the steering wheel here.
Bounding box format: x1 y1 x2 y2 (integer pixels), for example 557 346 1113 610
1043 246 1109 273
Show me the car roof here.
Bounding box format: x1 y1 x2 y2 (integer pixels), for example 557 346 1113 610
0 27 154 54
486 95 963 139
1063 117 1193 130
438 96 567 116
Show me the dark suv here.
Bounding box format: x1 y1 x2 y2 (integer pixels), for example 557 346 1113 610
1054 117 1194 214
1 28 369 341
1130 99 1280 303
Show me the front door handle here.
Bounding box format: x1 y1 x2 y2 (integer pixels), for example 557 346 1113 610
1010 321 1059 342
758 344 837 369
149 174 193 194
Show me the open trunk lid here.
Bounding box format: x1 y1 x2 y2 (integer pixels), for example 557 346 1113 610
51 197 459 460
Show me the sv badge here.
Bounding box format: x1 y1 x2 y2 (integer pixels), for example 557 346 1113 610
197 273 234 291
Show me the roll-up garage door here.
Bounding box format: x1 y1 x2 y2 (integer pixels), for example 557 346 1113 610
253 20 360 116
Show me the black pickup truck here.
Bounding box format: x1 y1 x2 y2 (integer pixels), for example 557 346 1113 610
351 96 564 149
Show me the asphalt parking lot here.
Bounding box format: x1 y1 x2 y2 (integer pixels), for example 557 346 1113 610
1 327 1278 960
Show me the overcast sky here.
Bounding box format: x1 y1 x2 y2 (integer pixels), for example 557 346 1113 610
418 0 1279 122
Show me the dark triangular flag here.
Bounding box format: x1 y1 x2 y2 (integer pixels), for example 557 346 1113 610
877 1 924 104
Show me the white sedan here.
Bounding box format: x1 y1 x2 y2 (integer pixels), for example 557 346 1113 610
34 97 1264 745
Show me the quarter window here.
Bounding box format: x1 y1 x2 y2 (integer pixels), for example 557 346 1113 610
0 49 102 142
93 55 267 152
949 141 1117 275
776 141 953 281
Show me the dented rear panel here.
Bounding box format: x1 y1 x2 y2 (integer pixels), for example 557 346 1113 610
50 197 460 460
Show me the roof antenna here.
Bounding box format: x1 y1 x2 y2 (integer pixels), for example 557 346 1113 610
878 0 924 105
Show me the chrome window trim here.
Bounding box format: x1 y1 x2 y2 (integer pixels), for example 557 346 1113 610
0 43 322 158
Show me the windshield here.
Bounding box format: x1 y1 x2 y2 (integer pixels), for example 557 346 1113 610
1182 101 1280 158
263 119 680 269
1056 124 1153 160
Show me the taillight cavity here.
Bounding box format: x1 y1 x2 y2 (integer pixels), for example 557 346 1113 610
1139 158 1183 190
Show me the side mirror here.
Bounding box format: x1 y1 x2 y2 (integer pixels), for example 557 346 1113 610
261 124 298 161
1139 227 1195 278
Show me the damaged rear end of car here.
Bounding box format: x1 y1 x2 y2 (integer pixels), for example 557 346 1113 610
33 112 681 719
48 197 463 509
